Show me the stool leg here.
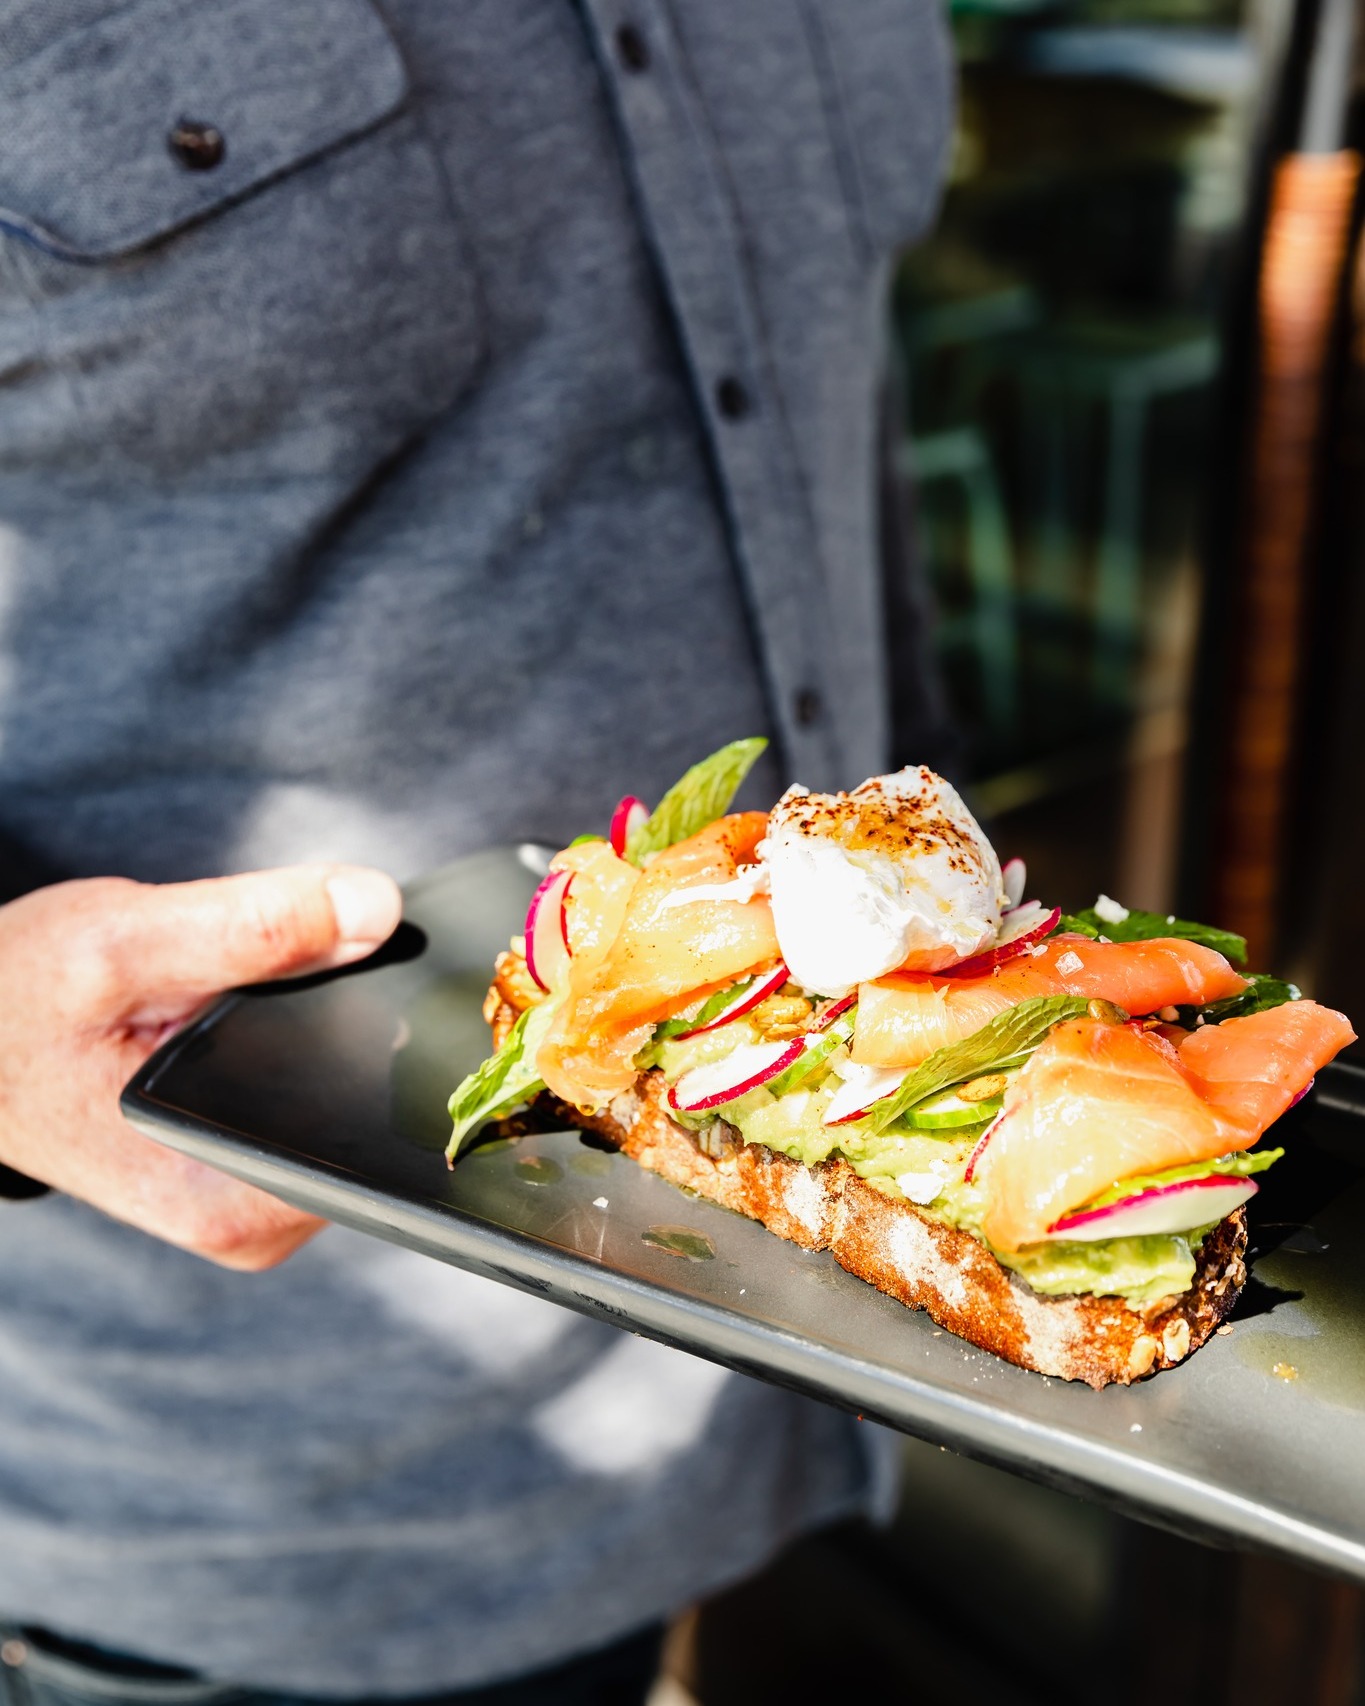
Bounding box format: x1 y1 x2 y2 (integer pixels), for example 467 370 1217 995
1094 389 1146 703
963 460 1017 730
1027 385 1074 613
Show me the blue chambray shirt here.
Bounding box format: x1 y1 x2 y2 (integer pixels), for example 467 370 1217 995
0 0 952 1693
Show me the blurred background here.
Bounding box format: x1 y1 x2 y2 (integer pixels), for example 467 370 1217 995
654 0 1365 1694
882 0 1364 1005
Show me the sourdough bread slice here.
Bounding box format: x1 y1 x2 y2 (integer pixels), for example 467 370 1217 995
487 991 1247 1387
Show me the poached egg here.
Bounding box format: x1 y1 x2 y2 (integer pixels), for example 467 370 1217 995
761 766 1005 996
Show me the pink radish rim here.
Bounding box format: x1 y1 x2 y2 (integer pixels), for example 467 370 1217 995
812 993 857 1031
524 868 573 992
1049 1172 1258 1236
609 795 649 857
670 963 790 1039
963 1111 1005 1182
944 905 1062 979
667 1036 810 1113
826 1075 904 1126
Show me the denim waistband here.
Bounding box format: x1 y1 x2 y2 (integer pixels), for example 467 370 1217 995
0 1630 246 1706
0 1620 666 1706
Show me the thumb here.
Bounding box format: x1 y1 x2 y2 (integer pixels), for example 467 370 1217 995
105 864 403 1013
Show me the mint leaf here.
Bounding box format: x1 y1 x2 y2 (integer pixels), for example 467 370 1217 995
1082 1147 1283 1211
1058 905 1247 967
653 979 753 1042
869 994 1089 1133
446 997 561 1163
625 738 767 866
1181 973 1298 1028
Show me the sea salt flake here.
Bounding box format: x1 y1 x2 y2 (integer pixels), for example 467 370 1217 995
1055 949 1084 975
592 1196 609 1209
1093 893 1130 925
895 1169 946 1205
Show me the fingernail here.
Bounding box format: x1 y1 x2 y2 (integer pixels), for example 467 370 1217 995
325 868 401 948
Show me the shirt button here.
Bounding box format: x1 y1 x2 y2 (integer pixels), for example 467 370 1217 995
715 376 751 420
168 119 226 171
794 688 823 726
1 1640 28 1668
615 23 650 71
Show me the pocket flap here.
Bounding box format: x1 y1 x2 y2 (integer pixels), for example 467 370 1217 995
0 0 408 261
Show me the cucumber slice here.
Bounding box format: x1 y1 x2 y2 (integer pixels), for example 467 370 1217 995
902 1090 1003 1130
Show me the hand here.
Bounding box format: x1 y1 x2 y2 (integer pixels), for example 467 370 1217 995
0 865 402 1270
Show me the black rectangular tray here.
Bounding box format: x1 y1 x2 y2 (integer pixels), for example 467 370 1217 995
123 848 1365 1581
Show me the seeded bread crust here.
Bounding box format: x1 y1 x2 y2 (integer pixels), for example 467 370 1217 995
488 988 1247 1387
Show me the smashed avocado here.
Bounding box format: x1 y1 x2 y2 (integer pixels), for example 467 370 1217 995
653 1039 1220 1309
998 1234 1199 1310
648 1021 764 1077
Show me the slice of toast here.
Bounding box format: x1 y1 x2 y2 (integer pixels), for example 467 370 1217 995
487 991 1248 1388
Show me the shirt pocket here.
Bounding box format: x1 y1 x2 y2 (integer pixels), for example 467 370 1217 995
801 0 956 261
0 0 487 482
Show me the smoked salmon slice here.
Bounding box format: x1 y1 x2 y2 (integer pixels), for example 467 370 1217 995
538 813 781 1109
978 1000 1354 1252
1178 1000 1356 1141
551 838 639 982
978 1019 1222 1252
853 935 1248 1069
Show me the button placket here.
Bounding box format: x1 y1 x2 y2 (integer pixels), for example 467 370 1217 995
168 118 226 170
794 687 823 727
615 22 650 70
715 375 751 420
579 0 852 786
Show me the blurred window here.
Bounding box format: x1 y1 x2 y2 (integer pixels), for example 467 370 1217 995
894 0 1288 907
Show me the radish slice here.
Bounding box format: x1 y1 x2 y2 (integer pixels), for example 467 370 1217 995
946 904 1062 979
823 1061 907 1125
1000 899 1058 940
812 992 857 1032
668 1037 811 1112
670 963 791 1039
1048 1175 1258 1241
963 1111 1005 1183
609 796 649 857
1002 857 1027 909
1289 1076 1315 1110
524 869 573 992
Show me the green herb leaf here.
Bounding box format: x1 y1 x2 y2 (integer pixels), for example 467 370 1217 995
1058 904 1247 967
1180 973 1299 1028
1081 1147 1283 1212
652 979 754 1042
446 997 561 1163
625 738 768 866
568 833 605 847
869 994 1090 1133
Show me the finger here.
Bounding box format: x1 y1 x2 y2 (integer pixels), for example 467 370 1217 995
89 1112 329 1270
0 1044 331 1271
137 1162 329 1271
100 864 402 1013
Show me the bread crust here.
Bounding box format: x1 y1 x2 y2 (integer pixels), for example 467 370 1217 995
491 998 1247 1387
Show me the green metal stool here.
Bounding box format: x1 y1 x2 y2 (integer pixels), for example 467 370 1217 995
902 427 1018 729
1013 319 1219 699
